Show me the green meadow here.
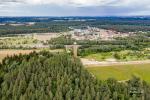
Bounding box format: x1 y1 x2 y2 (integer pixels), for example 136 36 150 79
87 64 150 83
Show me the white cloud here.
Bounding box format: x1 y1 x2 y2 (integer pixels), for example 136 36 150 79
0 0 150 16
22 0 150 7
0 0 150 7
24 0 115 6
112 0 150 7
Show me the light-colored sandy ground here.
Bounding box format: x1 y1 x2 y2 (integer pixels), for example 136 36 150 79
81 58 150 67
33 33 60 42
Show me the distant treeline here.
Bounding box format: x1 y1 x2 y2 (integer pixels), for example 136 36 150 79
1 17 150 35
78 33 150 56
0 22 70 35
47 33 150 56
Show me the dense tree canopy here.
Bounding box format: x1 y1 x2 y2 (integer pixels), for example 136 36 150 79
0 51 150 100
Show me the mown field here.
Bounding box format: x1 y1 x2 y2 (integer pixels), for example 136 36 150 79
87 64 150 83
0 49 64 62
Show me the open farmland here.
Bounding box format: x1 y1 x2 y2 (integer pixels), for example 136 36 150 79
86 64 150 83
33 33 60 42
0 49 39 61
0 49 64 62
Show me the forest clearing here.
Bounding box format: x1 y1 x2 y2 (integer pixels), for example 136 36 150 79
87 63 150 83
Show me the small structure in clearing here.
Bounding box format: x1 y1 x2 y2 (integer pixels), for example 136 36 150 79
65 42 81 58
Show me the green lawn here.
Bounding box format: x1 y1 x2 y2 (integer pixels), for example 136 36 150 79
86 64 150 83
84 52 113 61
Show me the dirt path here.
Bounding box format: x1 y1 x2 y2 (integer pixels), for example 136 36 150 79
81 58 150 67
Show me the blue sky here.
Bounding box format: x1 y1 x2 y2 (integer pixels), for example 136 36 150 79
0 0 150 16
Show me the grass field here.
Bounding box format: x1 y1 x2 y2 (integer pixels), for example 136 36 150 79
86 64 150 83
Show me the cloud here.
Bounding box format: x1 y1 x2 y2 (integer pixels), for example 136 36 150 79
0 0 23 4
0 0 150 7
0 0 150 16
19 0 113 6
0 0 147 7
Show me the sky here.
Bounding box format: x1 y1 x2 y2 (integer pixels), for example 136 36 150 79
0 0 150 16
